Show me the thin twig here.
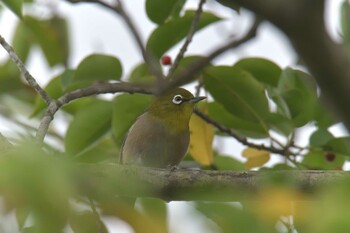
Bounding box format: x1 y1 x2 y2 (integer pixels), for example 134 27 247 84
36 82 154 142
194 109 293 156
66 0 164 81
194 77 204 97
0 34 52 105
6 116 64 141
88 197 104 233
167 0 206 79
158 17 262 94
115 0 165 81
66 0 111 8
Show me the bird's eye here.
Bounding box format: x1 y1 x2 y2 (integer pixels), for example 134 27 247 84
172 94 183 105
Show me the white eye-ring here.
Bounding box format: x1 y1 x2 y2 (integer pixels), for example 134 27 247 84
172 94 183 105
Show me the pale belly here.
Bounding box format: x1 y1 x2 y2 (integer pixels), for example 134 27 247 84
120 113 190 168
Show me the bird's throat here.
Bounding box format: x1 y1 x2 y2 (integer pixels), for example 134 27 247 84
150 111 191 133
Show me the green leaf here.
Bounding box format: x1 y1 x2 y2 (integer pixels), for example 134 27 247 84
12 21 34 63
128 63 155 83
65 99 113 155
138 198 167 232
278 68 317 100
112 94 152 145
196 202 268 233
314 103 338 129
173 55 205 78
23 16 69 67
62 98 92 115
309 128 334 147
74 138 119 163
266 113 293 136
74 54 123 83
146 10 221 59
325 137 350 156
214 155 245 171
1 0 22 17
145 0 186 24
233 57 281 87
0 62 22 94
0 144 71 232
32 70 93 117
274 68 317 127
70 211 109 233
302 151 345 170
60 69 75 90
22 226 36 233
208 102 268 138
204 66 270 133
15 207 30 230
31 76 63 117
281 89 313 127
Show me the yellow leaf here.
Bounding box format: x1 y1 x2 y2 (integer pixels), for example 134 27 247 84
251 187 305 222
242 147 270 169
189 102 214 165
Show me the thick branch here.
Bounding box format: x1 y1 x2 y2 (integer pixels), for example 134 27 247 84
217 0 350 130
81 164 350 201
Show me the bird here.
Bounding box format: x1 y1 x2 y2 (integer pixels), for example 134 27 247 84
120 87 206 168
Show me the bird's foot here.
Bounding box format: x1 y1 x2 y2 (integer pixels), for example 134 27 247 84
167 164 179 171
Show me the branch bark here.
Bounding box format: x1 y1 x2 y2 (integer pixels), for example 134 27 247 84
216 0 350 130
158 17 262 94
194 109 296 156
167 0 206 79
81 164 349 202
36 82 154 142
0 34 52 105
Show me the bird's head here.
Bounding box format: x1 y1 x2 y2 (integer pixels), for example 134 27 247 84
148 88 206 131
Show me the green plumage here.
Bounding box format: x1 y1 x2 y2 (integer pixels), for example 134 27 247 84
120 88 205 168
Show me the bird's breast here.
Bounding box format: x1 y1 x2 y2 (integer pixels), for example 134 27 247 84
120 113 190 167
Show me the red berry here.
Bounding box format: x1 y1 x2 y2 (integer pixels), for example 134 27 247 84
325 152 336 162
161 55 172 65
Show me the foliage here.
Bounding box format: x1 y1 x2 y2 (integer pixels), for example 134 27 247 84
0 0 350 232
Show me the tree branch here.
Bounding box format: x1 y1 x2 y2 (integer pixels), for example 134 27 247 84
167 0 206 79
158 17 262 94
194 109 294 156
81 164 350 201
36 82 154 142
0 34 52 105
113 0 164 81
66 0 164 81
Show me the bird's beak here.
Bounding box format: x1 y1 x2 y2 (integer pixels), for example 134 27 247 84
188 96 206 103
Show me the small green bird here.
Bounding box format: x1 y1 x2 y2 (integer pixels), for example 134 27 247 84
120 88 206 168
